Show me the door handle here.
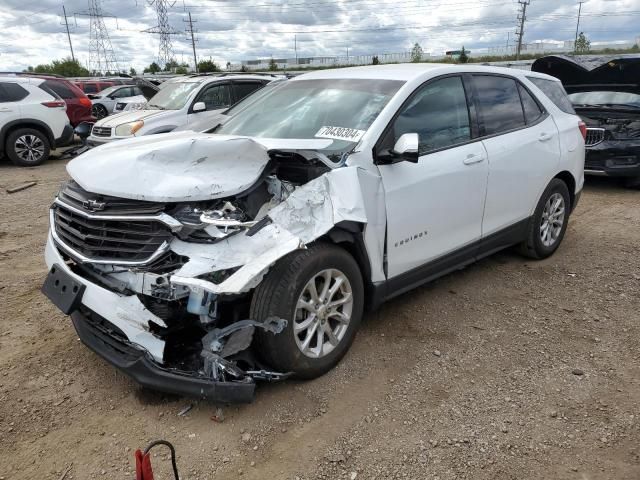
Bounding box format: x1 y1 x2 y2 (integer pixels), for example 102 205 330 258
538 132 553 142
463 153 485 165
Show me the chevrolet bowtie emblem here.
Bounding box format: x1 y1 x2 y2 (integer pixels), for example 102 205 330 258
82 199 106 212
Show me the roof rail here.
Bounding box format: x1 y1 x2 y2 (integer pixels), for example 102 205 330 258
216 72 280 77
0 71 65 78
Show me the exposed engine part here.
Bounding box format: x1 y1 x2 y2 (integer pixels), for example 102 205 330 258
200 201 256 233
201 317 287 355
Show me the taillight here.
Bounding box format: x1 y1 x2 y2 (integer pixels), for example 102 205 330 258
79 96 92 108
578 121 587 141
42 100 66 108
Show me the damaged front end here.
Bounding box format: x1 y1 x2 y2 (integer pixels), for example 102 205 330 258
43 133 376 402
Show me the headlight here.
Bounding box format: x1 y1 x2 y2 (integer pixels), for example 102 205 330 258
115 120 144 136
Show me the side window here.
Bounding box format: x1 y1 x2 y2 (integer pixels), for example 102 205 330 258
391 76 471 155
233 82 264 102
473 75 525 136
0 82 29 102
197 84 232 111
518 84 544 124
132 86 143 96
43 80 74 99
112 87 131 98
526 77 576 115
83 84 98 93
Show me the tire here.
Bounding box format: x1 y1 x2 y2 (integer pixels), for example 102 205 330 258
623 176 640 189
5 128 50 167
518 178 571 259
92 104 108 119
250 243 364 379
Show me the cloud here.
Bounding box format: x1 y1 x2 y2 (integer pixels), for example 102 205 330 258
0 0 636 72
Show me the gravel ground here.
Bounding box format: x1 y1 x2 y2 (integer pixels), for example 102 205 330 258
0 156 639 480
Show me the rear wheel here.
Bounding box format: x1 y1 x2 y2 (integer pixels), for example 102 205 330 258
5 128 50 167
518 178 570 259
250 243 364 379
92 104 108 119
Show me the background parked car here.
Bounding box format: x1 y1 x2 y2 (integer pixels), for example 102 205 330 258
88 74 275 144
75 80 116 94
0 76 72 166
173 78 286 133
89 84 156 119
532 55 640 188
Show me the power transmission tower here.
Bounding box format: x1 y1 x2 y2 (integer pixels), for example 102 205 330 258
515 0 530 60
61 5 76 62
574 1 584 53
183 11 198 72
144 0 180 69
76 0 120 74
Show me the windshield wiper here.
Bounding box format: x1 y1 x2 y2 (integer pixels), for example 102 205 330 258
147 104 166 110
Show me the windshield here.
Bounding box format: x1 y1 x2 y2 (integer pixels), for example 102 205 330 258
569 91 640 108
97 86 118 97
216 79 404 152
147 81 200 110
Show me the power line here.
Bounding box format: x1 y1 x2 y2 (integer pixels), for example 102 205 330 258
144 0 181 68
184 11 198 72
61 5 75 62
515 0 530 60
76 0 120 73
574 0 584 53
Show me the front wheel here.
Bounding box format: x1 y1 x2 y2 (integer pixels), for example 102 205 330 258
518 178 571 259
92 104 108 119
250 243 364 379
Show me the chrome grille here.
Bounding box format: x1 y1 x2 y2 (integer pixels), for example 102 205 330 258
52 202 173 264
585 128 605 147
92 125 112 137
58 180 165 215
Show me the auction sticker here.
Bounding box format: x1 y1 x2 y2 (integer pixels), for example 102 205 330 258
315 126 365 142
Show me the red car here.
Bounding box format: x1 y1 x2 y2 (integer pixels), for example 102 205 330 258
75 81 116 95
32 75 96 127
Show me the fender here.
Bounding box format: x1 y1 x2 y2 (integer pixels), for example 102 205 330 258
0 119 55 150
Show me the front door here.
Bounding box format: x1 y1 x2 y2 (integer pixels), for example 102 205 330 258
377 75 489 278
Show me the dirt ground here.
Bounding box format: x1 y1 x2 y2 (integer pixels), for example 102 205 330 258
0 154 639 480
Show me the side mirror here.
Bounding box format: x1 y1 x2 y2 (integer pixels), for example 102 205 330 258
193 101 206 113
391 133 419 163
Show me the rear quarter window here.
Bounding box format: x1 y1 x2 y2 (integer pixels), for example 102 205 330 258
527 77 575 115
42 80 74 99
0 82 29 102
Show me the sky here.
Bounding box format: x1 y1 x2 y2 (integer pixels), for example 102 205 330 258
0 0 638 72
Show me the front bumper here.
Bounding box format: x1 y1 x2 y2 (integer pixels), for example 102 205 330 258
70 309 255 403
585 140 640 178
87 134 117 146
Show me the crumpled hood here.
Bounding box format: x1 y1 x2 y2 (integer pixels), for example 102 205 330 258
67 132 332 202
95 109 168 127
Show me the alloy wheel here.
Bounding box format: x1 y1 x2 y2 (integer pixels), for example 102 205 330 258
293 268 353 359
540 192 565 247
14 134 45 164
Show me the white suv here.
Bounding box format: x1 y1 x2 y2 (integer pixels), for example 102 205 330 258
0 76 73 166
43 64 584 403
87 75 273 145
89 84 155 119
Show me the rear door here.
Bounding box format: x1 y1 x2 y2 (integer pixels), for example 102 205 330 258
472 74 561 236
0 82 28 126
